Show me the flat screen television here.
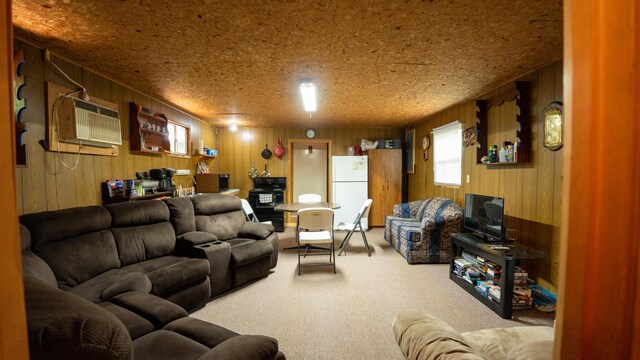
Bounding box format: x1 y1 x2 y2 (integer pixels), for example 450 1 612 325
463 193 504 242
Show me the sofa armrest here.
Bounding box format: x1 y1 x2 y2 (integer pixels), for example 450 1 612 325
197 335 280 360
175 231 218 255
392 311 483 360
23 276 133 360
239 222 275 240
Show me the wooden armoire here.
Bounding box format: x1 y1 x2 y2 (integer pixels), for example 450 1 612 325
368 149 402 226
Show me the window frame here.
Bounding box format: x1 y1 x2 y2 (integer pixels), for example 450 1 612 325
432 120 462 187
167 119 191 157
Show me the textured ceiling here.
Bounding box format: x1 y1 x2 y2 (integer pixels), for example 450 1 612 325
12 0 563 128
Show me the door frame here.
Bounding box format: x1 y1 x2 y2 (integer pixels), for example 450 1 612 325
287 138 332 224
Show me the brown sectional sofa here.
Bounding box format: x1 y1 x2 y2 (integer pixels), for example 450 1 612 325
20 194 284 359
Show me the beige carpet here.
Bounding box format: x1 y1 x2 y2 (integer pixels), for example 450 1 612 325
191 227 554 359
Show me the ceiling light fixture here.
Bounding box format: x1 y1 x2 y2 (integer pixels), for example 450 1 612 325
299 80 317 112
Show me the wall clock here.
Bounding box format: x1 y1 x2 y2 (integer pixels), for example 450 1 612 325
305 129 316 139
543 102 563 151
422 135 430 160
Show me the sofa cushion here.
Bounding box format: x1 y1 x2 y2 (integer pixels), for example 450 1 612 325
23 276 133 360
165 197 197 236
111 222 176 266
146 258 210 296
230 240 273 267
67 269 151 303
20 206 120 290
191 194 242 215
20 205 112 246
109 291 188 327
133 330 209 360
197 335 280 360
461 326 555 360
99 301 156 340
36 230 120 290
505 340 554 360
106 200 170 227
392 310 483 360
191 194 247 240
238 222 275 239
121 255 194 274
21 224 57 287
163 317 239 348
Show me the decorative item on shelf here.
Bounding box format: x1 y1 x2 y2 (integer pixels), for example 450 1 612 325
274 138 285 159
422 135 430 161
360 139 378 150
353 145 363 156
488 144 499 163
543 101 563 151
462 127 478 147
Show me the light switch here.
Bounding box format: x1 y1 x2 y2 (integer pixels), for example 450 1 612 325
466 174 470 183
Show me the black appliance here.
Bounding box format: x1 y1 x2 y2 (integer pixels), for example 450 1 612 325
144 168 175 193
218 173 230 191
463 193 505 242
248 177 286 232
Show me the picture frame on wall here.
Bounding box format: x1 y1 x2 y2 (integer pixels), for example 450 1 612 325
406 128 415 174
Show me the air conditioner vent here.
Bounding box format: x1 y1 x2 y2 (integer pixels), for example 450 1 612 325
58 97 122 147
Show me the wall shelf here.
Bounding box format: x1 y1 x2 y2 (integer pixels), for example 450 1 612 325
480 161 522 166
130 102 171 153
475 81 531 164
196 155 217 161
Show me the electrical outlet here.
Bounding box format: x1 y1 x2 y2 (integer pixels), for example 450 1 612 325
175 169 190 176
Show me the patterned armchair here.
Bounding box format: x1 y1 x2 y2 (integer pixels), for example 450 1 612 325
384 197 463 264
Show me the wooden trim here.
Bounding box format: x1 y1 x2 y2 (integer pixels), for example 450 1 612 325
555 0 640 357
0 0 29 357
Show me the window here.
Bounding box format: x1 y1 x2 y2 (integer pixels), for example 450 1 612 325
433 120 462 186
168 121 190 156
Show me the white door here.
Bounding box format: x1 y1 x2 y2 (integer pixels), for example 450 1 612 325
332 181 368 230
293 142 328 201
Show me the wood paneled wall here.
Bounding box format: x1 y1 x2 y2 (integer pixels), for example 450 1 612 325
216 127 402 199
14 39 216 214
408 61 563 291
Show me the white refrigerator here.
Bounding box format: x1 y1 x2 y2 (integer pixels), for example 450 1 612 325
331 156 368 230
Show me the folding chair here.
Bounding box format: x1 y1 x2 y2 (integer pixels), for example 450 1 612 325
338 199 373 256
240 198 272 225
296 207 335 275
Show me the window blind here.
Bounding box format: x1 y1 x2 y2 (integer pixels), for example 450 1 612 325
433 121 462 186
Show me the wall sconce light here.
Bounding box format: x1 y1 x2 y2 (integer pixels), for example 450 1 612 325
299 80 317 112
229 121 238 132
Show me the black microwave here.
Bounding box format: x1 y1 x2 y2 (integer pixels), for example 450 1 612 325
218 173 229 191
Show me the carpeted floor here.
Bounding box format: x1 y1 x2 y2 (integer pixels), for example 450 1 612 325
191 227 554 359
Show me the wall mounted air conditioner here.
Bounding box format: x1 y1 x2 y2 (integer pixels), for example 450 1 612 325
58 97 122 147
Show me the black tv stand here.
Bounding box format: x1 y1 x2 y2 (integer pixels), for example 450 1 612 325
449 232 545 318
457 232 498 244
